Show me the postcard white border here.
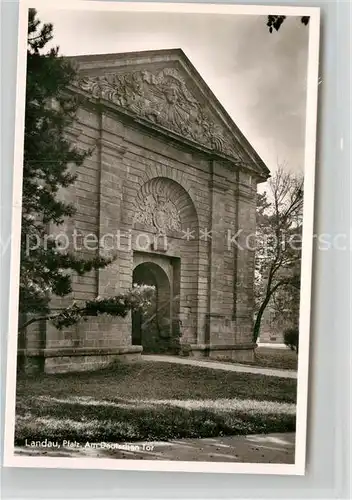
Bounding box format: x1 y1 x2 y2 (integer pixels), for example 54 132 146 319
3 0 320 475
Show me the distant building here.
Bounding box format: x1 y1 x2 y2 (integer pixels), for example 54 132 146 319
259 307 285 344
259 303 297 344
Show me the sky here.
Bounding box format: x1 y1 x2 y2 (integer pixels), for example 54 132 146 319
35 7 310 178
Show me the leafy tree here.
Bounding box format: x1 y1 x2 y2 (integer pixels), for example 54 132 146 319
253 166 303 342
19 10 150 332
266 15 310 33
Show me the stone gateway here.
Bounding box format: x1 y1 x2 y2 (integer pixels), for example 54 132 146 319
21 49 269 373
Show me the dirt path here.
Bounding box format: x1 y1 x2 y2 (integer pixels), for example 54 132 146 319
142 354 297 379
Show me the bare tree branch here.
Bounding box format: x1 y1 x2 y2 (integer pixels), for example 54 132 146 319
253 165 303 341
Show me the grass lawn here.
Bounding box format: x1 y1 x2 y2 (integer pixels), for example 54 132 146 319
15 361 297 445
252 347 298 371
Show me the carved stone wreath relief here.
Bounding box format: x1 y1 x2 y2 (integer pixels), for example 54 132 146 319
134 194 182 234
76 67 240 159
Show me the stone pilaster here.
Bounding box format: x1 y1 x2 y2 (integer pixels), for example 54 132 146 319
94 112 132 350
233 170 257 345
206 165 229 345
97 112 128 296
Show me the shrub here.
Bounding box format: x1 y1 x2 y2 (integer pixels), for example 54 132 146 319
284 328 299 353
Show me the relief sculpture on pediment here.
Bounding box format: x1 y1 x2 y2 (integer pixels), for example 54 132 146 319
77 67 240 159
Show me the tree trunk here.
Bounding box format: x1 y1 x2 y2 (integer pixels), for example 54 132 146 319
253 293 272 342
252 280 288 342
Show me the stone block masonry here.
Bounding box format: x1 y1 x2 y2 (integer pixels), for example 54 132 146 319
19 49 269 373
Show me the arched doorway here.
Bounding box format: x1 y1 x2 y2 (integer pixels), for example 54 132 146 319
132 262 179 354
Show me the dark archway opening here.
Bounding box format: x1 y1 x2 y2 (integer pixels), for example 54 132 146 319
132 262 179 354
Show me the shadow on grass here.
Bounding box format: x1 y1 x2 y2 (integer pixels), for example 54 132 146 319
16 400 296 444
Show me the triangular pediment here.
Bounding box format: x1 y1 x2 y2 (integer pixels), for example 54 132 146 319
70 49 269 179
